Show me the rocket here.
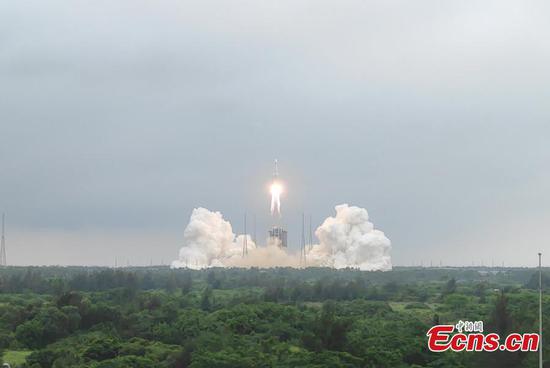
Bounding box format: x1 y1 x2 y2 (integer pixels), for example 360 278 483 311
273 159 279 179
270 159 282 217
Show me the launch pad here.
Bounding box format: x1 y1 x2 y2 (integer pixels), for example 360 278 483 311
269 226 288 248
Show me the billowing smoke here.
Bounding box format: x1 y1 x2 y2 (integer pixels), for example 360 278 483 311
172 204 391 270
308 204 392 271
171 208 298 269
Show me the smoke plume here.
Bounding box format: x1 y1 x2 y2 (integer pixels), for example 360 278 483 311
171 208 298 269
172 204 391 270
308 204 392 271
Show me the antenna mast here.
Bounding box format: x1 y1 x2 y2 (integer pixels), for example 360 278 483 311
539 252 543 368
1 213 6 266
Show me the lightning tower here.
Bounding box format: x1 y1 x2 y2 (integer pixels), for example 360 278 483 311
242 213 248 257
253 214 257 246
300 213 306 267
308 214 313 251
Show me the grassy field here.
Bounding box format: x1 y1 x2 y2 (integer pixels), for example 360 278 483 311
2 350 32 367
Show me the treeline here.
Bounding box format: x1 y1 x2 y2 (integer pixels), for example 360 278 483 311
0 266 546 296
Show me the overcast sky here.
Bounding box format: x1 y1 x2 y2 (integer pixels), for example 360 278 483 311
1 0 550 267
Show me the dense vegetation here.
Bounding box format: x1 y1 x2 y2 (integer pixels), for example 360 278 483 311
0 266 548 367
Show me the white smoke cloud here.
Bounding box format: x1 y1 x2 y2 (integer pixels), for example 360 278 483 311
171 207 298 269
308 204 392 271
171 208 243 269
172 204 391 270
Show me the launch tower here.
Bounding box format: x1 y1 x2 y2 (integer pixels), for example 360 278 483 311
269 226 288 248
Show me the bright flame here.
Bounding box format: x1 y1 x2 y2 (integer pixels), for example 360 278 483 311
270 182 282 196
270 182 282 216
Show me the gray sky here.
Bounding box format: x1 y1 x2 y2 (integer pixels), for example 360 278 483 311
1 0 550 267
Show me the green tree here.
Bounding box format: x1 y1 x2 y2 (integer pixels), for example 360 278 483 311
200 286 212 311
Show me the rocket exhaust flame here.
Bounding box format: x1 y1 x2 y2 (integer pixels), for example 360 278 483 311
270 159 282 217
270 182 282 216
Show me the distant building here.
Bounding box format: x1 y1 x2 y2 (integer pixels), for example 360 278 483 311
269 226 287 248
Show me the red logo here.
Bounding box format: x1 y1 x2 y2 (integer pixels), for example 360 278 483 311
427 322 539 352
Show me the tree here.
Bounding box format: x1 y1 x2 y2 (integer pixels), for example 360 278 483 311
15 307 72 348
443 278 457 295
83 338 121 361
312 301 351 351
483 292 524 368
200 286 213 311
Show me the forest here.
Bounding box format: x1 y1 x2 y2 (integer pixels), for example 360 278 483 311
0 266 548 367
